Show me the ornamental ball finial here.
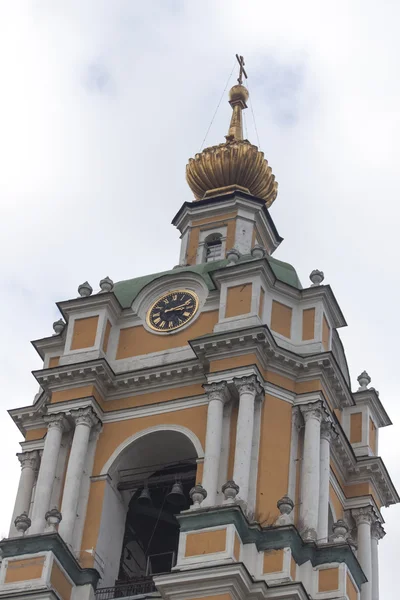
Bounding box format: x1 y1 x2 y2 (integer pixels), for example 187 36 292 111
222 480 240 504
357 370 371 390
251 244 266 259
229 83 249 105
189 484 207 509
226 248 241 265
45 507 62 532
14 512 31 535
99 276 114 293
52 319 66 336
78 281 93 297
309 269 324 286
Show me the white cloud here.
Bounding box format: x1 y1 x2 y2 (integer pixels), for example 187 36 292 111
0 0 398 594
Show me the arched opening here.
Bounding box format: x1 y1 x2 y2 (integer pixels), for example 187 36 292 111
118 460 195 582
204 233 223 262
96 428 201 590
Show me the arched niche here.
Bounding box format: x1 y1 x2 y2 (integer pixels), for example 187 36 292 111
96 426 202 588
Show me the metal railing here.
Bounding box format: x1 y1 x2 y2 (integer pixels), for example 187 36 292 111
95 577 157 600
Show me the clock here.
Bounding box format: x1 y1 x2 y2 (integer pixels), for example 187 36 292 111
146 290 199 332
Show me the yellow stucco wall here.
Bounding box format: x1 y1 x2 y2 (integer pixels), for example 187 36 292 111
5 557 45 583
50 562 72 600
71 316 99 350
347 573 359 600
302 308 315 340
270 301 292 338
185 529 226 556
263 549 284 573
350 413 362 443
318 567 339 592
256 394 292 521
225 283 252 318
116 311 219 359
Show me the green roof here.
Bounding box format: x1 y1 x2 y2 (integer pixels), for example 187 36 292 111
113 256 302 309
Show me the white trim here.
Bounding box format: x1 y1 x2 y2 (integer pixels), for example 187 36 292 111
100 424 204 475
103 395 208 423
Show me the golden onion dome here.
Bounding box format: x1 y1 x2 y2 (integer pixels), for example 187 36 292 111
186 83 278 207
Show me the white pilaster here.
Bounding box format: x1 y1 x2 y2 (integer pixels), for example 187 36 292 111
371 521 385 600
233 375 262 504
317 422 334 542
9 451 39 536
353 507 374 600
202 382 229 506
299 403 323 541
30 413 66 534
59 407 100 546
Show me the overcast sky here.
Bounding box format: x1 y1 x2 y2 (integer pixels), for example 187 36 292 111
0 1 398 596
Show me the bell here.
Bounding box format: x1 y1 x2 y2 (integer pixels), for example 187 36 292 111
137 485 152 506
166 481 186 506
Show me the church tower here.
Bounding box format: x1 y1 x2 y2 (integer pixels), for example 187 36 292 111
1 57 397 600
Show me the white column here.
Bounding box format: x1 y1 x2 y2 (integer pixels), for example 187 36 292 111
300 403 323 541
317 422 334 542
30 413 65 534
371 521 385 600
353 507 374 600
202 382 228 506
233 375 262 504
9 451 39 536
59 407 99 546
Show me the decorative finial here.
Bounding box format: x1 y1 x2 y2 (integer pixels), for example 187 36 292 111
99 276 114 293
357 371 371 391
185 56 277 205
222 480 240 504
189 484 207 509
14 512 31 535
226 55 249 142
78 281 93 297
251 244 266 259
274 495 294 526
226 248 241 265
45 507 62 532
52 319 66 336
309 269 324 286
331 519 349 543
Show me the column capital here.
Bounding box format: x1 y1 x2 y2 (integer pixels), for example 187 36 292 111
44 412 66 431
300 402 324 423
17 450 39 470
352 506 375 526
70 406 100 428
320 421 337 442
203 381 229 403
371 520 386 541
233 374 263 397
292 407 303 432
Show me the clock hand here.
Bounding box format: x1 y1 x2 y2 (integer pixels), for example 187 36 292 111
164 304 192 313
164 302 192 313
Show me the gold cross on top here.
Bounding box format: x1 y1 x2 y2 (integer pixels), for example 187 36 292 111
236 54 248 85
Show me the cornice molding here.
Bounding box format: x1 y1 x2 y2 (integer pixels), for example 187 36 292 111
189 325 354 409
56 291 122 323
32 357 205 401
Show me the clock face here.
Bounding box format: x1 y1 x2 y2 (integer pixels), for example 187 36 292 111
147 290 199 332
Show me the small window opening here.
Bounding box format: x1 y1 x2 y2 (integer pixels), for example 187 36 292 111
205 233 222 263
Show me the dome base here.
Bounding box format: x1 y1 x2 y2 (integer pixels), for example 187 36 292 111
203 184 251 200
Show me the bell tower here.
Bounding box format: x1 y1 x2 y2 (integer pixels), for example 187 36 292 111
1 56 397 600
